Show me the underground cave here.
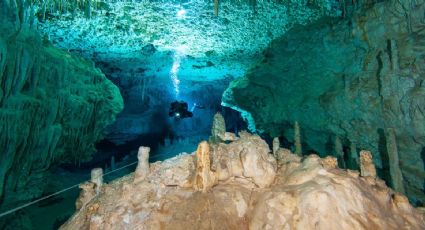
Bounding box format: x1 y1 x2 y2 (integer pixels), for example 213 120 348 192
0 0 425 229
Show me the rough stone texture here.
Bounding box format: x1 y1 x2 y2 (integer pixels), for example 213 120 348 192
0 23 123 206
386 127 406 194
210 112 226 143
360 150 377 178
134 146 150 183
61 134 425 230
76 182 96 211
193 141 218 192
38 0 338 59
211 131 277 188
223 0 425 204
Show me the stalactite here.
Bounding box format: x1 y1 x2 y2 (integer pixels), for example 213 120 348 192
214 0 219 17
386 128 405 194
388 39 400 71
294 121 302 156
0 24 123 202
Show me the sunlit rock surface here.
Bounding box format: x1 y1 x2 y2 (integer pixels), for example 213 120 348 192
61 132 424 229
223 0 425 204
0 25 123 205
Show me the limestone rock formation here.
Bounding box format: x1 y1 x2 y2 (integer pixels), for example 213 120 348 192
134 147 150 183
75 182 96 211
193 141 218 192
61 134 425 230
223 0 425 204
211 131 277 188
0 24 123 206
210 112 226 143
360 150 377 178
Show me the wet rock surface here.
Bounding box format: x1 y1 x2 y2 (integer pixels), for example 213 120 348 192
223 0 425 205
61 132 425 229
0 25 123 207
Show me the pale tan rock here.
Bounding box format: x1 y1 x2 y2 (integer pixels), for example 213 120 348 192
152 153 195 188
76 182 96 210
134 146 150 183
321 156 338 169
360 150 377 178
211 131 276 188
89 215 103 230
193 141 218 192
274 148 301 164
61 136 425 230
240 141 276 188
220 132 238 141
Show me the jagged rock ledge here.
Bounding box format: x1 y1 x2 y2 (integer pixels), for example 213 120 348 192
62 131 424 229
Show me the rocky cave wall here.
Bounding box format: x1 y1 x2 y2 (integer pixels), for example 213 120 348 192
0 5 123 206
223 0 425 205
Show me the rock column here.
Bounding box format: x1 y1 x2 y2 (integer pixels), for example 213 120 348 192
193 141 217 192
359 150 376 178
294 121 302 156
386 128 405 194
91 168 103 194
134 146 150 183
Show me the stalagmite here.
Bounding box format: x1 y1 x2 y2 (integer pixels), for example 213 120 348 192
294 121 302 156
193 141 217 192
272 137 280 156
91 168 103 194
335 136 346 168
321 156 338 169
214 0 219 16
359 150 376 178
389 39 399 71
210 112 226 143
386 128 405 194
61 132 425 230
110 156 115 171
134 146 150 183
349 141 359 169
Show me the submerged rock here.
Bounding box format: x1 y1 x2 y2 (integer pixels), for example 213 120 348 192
223 0 425 204
61 133 424 229
0 26 123 204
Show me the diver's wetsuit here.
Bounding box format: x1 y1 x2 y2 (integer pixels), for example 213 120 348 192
169 101 193 118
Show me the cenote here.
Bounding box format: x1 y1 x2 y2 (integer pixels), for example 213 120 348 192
1 0 425 229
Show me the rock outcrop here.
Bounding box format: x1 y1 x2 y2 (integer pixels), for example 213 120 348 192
61 132 425 229
223 0 425 205
0 23 123 206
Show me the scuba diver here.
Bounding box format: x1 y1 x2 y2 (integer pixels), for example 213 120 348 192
168 101 206 119
169 101 193 119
